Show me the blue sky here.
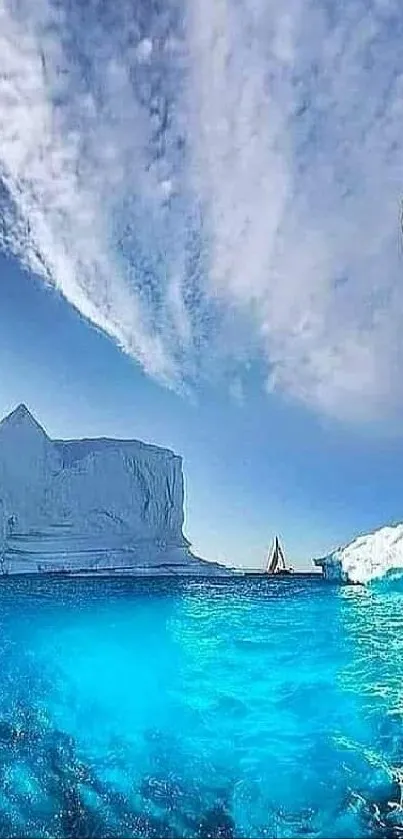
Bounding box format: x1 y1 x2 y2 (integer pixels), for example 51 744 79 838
1 0 403 569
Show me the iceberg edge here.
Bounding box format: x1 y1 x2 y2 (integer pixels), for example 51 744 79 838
0 404 232 576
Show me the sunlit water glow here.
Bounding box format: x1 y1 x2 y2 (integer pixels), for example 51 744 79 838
0 573 402 837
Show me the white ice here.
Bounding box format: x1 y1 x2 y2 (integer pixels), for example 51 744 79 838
0 404 230 576
314 523 403 584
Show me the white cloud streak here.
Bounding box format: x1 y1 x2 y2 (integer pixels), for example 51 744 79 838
186 0 403 421
0 0 403 422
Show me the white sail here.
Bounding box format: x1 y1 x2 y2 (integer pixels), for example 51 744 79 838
266 536 289 574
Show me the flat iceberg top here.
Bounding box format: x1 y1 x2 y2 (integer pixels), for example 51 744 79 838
0 404 178 461
318 523 403 584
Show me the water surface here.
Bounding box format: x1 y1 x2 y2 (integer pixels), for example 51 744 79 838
0 573 401 837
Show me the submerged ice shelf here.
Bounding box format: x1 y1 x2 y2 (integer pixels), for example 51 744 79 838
314 522 403 584
0 404 227 576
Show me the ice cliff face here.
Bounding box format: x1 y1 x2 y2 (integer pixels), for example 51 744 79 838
0 404 224 575
314 523 403 584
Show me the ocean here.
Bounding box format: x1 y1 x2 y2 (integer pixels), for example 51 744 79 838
0 573 401 838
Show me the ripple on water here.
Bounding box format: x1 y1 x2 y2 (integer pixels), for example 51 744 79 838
0 574 400 836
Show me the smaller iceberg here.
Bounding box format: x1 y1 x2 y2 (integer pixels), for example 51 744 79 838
314 523 403 584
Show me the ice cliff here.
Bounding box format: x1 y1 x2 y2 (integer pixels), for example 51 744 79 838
0 404 226 575
314 523 403 584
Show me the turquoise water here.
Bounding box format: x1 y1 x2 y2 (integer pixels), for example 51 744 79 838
0 574 402 837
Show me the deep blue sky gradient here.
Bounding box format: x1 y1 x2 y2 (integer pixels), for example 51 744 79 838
2 253 403 569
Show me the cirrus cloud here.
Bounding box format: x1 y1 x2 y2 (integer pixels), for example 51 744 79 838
0 0 403 422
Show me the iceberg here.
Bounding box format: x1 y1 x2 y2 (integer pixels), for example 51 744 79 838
314 523 403 584
0 404 229 576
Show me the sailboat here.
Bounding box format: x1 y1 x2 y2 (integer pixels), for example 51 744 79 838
266 536 293 575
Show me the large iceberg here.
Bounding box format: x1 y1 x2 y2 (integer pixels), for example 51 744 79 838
0 404 228 576
314 523 403 584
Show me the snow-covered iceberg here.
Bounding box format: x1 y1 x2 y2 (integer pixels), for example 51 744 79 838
0 404 229 576
314 523 403 584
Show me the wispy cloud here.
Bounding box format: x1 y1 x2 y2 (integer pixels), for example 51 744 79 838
0 0 403 421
